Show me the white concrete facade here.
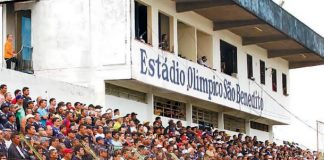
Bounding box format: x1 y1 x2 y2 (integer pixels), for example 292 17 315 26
0 0 293 141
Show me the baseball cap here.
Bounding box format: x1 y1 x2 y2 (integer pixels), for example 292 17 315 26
16 95 23 100
62 148 73 154
96 136 104 142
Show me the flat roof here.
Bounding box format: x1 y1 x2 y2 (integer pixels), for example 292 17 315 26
176 0 324 69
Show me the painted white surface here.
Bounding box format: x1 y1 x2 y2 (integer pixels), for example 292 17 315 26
250 129 271 142
105 95 149 123
0 68 94 104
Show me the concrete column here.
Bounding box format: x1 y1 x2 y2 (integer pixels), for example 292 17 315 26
1 5 5 68
269 125 274 142
151 6 159 49
218 112 224 130
90 79 106 106
146 93 154 122
185 103 192 126
171 16 178 55
245 120 251 135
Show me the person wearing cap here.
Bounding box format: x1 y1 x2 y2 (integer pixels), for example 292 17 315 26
4 113 17 131
62 148 73 160
0 103 9 127
131 112 140 125
10 89 21 105
14 95 24 131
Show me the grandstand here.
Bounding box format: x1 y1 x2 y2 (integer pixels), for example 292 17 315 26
0 0 324 159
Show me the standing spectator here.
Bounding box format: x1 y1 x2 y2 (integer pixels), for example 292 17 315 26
0 130 7 155
37 99 48 126
62 148 73 160
14 95 24 131
72 146 85 160
11 89 21 105
22 87 31 110
4 113 17 131
48 98 57 114
8 133 29 159
49 149 59 160
4 34 18 70
131 112 140 125
52 117 62 137
32 112 44 132
0 84 7 106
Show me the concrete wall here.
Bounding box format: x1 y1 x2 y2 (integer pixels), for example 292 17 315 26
0 68 94 104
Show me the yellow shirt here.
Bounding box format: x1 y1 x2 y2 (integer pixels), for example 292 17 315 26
4 41 14 59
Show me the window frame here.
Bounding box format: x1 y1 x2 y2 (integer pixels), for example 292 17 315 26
247 54 253 80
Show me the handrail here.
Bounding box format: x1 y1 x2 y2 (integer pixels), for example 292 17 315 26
170 153 180 160
80 140 99 160
19 133 43 160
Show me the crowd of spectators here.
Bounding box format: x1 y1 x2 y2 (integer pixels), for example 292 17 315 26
0 84 319 160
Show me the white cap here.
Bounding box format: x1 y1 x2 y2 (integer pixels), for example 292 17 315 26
25 114 35 120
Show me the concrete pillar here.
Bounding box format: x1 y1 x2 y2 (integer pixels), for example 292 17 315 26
245 120 251 135
90 79 106 106
172 16 178 55
146 93 154 122
269 125 274 142
185 103 192 126
1 5 5 68
151 6 159 49
218 112 224 130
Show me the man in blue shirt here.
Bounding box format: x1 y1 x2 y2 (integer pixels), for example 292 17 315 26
37 99 48 126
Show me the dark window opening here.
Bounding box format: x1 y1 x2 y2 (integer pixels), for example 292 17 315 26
158 12 172 52
251 121 269 132
220 40 237 76
247 54 253 79
272 69 277 92
16 10 33 74
135 1 149 44
260 60 265 85
282 73 287 95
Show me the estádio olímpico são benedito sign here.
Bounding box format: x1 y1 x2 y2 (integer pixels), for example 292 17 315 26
138 48 264 111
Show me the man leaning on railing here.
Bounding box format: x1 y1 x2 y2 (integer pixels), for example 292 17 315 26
4 34 19 70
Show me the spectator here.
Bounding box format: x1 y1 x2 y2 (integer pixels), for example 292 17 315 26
10 89 21 105
22 87 31 110
4 34 19 70
72 145 85 160
62 148 73 160
37 99 48 126
0 85 7 106
4 113 17 131
0 130 7 155
8 132 29 159
48 98 57 113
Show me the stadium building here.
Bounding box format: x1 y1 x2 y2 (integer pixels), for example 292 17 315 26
1 0 324 142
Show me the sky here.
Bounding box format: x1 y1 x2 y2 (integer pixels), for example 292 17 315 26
272 0 324 151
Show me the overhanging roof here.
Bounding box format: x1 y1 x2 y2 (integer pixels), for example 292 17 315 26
176 0 324 69
0 0 35 4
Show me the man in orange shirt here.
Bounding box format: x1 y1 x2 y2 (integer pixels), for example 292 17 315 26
4 34 18 70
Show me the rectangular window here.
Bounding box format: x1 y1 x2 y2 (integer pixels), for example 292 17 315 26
159 12 173 52
105 83 147 103
282 73 287 95
260 60 265 85
250 121 269 132
224 114 245 133
247 54 253 79
135 1 151 44
272 69 277 92
192 107 218 129
154 96 186 120
220 40 237 77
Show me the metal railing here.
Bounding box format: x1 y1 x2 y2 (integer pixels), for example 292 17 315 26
19 133 43 160
5 45 34 74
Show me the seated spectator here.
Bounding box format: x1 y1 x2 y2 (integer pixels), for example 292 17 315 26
197 56 208 67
